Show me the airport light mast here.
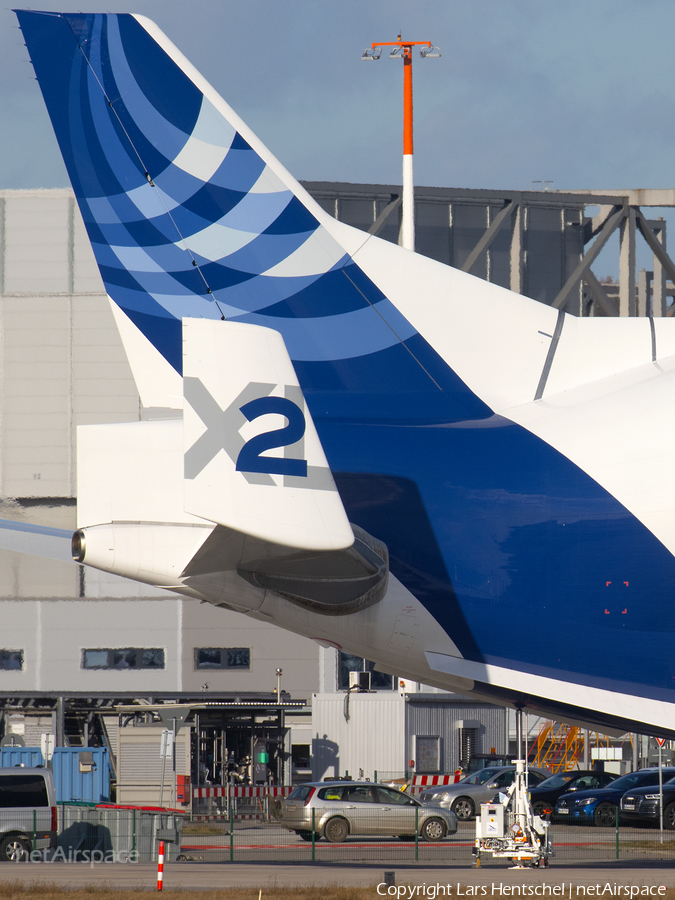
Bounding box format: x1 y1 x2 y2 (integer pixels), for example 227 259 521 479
362 36 440 251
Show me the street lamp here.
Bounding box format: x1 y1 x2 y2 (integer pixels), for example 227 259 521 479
362 35 441 251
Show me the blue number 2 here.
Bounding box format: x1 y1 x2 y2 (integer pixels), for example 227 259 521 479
236 396 308 477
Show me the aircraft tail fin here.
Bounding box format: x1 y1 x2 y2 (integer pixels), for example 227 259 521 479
15 10 369 407
16 11 662 419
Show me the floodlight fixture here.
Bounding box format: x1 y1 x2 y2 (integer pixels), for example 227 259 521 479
361 35 440 251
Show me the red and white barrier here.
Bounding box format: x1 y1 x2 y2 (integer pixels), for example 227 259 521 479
156 840 164 892
193 785 292 799
412 774 455 786
235 785 291 798
192 785 228 799
191 784 293 821
191 813 260 820
410 774 455 795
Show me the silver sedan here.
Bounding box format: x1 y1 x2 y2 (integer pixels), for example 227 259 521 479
281 781 457 842
419 766 550 821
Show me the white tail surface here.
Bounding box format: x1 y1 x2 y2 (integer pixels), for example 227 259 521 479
182 318 353 550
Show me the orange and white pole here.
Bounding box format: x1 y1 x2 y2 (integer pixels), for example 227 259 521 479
362 37 439 253
157 840 164 891
401 45 414 251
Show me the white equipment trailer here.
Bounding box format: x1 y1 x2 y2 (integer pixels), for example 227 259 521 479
473 708 553 868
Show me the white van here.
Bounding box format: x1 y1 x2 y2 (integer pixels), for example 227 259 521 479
0 768 57 861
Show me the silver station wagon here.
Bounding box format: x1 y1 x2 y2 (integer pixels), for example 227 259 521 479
280 781 457 843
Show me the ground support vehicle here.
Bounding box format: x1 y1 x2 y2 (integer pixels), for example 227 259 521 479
0 767 57 861
473 710 552 869
419 765 549 821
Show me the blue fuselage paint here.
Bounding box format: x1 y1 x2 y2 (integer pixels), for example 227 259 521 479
296 337 675 703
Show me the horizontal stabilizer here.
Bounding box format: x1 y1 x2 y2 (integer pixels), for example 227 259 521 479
0 519 73 563
183 318 353 550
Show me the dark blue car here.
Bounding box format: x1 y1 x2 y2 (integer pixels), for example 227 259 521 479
556 768 675 826
529 770 616 817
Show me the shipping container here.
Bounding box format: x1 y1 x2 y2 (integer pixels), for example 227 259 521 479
0 747 110 803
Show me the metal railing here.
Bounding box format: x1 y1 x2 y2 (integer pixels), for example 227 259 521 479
0 802 671 866
177 807 675 864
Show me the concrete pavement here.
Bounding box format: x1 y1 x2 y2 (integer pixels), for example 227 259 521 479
0 860 672 891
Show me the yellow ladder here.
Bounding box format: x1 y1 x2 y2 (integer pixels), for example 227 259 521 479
531 721 584 772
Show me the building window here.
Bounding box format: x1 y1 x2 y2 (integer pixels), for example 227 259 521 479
337 652 393 690
0 651 23 671
292 744 311 770
81 648 165 670
194 648 250 670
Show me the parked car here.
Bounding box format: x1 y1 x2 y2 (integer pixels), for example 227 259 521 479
556 768 675 826
620 774 675 828
0 767 57 861
280 781 457 842
464 755 516 776
418 766 550 821
529 770 617 816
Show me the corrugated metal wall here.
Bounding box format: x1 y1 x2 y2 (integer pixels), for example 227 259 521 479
0 189 139 500
311 692 406 782
23 715 53 747
102 715 119 760
117 725 189 807
311 693 508 780
51 747 110 802
0 746 42 767
405 697 506 774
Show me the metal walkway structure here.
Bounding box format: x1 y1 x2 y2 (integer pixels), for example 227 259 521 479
303 183 675 318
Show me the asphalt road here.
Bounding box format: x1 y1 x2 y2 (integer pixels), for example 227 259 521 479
0 860 673 891
177 820 675 865
0 820 667 892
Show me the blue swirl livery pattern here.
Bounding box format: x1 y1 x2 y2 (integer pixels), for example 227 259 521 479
16 10 416 374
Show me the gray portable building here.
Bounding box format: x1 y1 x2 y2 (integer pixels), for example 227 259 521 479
311 690 507 781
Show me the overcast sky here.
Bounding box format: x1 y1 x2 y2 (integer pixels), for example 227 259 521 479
2 0 675 276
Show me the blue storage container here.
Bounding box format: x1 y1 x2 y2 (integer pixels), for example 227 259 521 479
0 747 42 768
0 747 110 803
52 748 110 803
